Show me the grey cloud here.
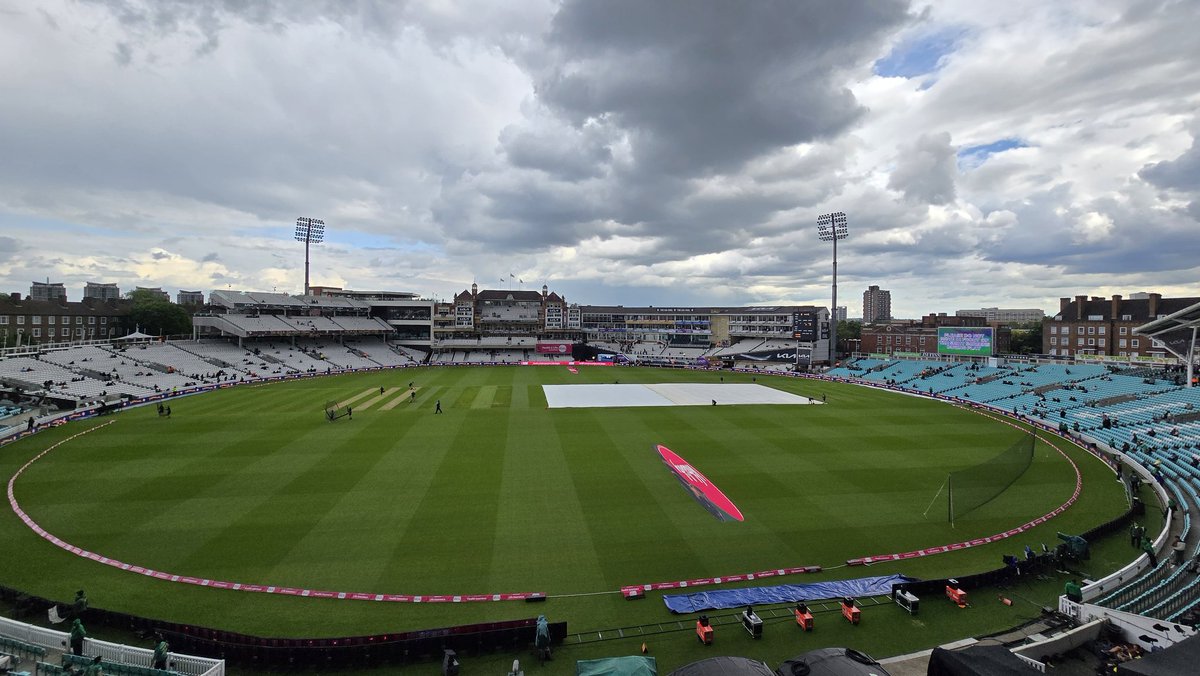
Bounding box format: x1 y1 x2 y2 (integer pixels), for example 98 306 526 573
888 132 957 204
1139 130 1200 193
499 119 614 180
0 236 22 262
536 0 911 176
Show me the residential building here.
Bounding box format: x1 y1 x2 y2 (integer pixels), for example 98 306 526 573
862 285 892 324
176 290 206 306
1043 293 1200 360
0 292 131 346
84 282 121 301
134 287 170 301
956 307 1045 324
30 281 67 302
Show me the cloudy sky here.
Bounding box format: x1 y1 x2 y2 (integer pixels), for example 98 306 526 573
1 0 1197 318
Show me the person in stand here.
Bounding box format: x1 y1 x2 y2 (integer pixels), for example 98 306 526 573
69 618 87 655
435 399 442 414
1064 579 1083 603
1174 536 1188 566
27 417 35 432
153 634 169 670
84 655 103 676
1142 535 1158 567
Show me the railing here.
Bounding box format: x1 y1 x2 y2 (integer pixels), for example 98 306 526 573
0 616 223 676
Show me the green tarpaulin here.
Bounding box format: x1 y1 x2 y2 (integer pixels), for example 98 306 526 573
576 656 658 676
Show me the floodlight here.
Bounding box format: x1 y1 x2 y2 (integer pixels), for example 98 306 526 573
815 212 850 367
295 217 326 295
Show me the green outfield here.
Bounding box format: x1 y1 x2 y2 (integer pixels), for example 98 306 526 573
0 365 1131 664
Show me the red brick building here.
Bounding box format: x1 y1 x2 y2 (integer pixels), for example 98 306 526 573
1043 293 1200 359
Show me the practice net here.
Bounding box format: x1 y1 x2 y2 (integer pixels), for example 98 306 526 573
947 431 1036 523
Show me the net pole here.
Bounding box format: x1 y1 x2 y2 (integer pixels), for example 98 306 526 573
948 474 954 528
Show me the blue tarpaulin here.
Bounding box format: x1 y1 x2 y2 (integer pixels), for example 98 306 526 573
661 574 916 613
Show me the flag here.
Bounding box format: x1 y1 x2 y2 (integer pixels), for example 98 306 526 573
519 279 523 283
509 273 515 278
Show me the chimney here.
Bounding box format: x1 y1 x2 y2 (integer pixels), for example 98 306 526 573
8 292 19 302
1149 293 1161 318
1075 295 1087 320
1060 297 1071 315
1111 294 1122 320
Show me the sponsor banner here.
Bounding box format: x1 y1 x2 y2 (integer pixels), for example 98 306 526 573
731 348 812 363
521 360 612 366
657 444 744 522
536 342 574 354
620 565 821 595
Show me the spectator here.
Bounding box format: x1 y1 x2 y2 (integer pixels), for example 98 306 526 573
69 618 86 655
1064 579 1083 603
153 635 169 670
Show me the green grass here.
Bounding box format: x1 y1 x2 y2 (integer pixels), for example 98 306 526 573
0 366 1133 671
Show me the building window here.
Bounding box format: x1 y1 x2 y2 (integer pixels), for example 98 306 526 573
1131 339 1139 348
47 316 55 325
1098 338 1105 347
1098 326 1105 335
0 316 7 325
1119 339 1127 348
1077 326 1084 335
100 328 107 336
1087 338 1095 346
1119 351 1127 357
88 316 95 324
32 328 41 338
31 315 41 324
1077 338 1084 346
76 316 83 325
1050 325 1057 334
1050 337 1057 345
16 316 24 325
1087 326 1095 335
48 328 55 338
1119 326 1127 335
1121 314 1132 321
101 317 107 325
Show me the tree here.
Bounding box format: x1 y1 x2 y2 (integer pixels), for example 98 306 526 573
1006 321 1044 355
121 289 192 336
837 320 862 342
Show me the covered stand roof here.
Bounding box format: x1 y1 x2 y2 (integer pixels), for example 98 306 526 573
1134 299 1200 362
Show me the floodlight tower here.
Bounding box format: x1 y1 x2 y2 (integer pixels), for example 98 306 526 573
816 212 848 367
294 217 326 296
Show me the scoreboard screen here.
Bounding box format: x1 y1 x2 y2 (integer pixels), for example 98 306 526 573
937 327 993 356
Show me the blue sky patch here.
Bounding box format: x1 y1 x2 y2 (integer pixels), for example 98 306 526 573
958 138 1028 168
874 27 967 79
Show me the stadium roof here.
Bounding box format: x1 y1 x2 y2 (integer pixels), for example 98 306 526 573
1134 298 1200 362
